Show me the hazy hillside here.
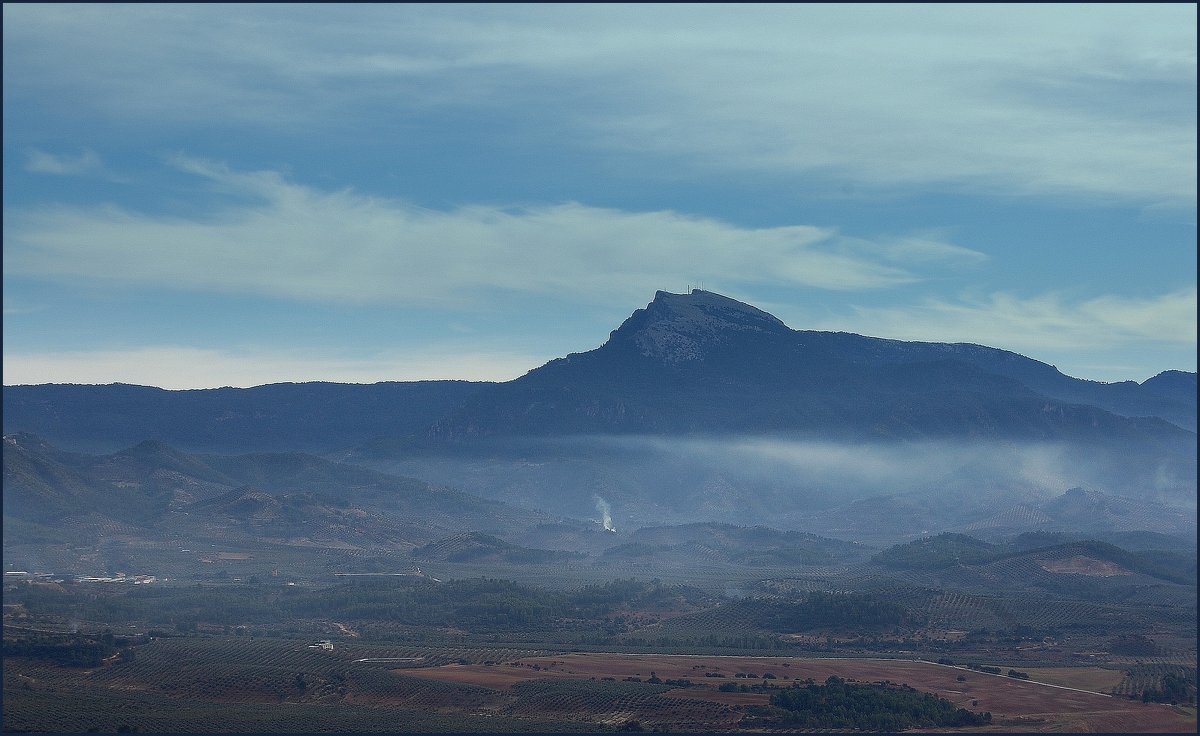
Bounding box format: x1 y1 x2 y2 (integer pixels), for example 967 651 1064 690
1 434 557 551
2 380 489 454
4 290 1194 537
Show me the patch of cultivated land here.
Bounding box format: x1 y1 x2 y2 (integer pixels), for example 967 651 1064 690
1017 666 1127 693
406 653 1196 732
1037 555 1132 576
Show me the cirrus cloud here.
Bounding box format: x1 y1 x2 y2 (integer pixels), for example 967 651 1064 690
4 4 1193 204
4 158 983 307
24 148 104 177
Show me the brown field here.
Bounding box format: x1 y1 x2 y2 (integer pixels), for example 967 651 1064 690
405 653 1196 733
1038 555 1132 576
1018 666 1127 693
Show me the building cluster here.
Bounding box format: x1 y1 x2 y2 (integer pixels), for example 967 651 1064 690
74 573 157 584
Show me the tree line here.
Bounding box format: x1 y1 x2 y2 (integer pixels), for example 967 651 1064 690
762 675 991 731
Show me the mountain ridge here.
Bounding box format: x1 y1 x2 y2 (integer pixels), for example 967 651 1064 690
423 289 1195 442
2 432 560 549
3 290 1195 455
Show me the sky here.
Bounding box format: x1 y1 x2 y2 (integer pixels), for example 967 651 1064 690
3 4 1196 389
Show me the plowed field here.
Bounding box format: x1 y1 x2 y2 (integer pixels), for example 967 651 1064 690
406 653 1195 732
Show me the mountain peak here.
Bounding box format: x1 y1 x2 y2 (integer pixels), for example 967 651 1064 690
650 289 787 325
1141 369 1197 397
611 289 790 363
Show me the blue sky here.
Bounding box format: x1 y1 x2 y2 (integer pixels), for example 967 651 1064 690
3 4 1195 388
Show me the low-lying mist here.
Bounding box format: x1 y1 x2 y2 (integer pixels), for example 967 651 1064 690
359 433 1195 544
625 436 1068 497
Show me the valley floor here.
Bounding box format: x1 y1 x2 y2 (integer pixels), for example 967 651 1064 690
4 633 1196 733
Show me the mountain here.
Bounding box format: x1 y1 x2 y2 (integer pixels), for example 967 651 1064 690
3 433 102 523
1 433 556 551
2 380 489 454
869 532 1197 593
960 487 1198 538
348 290 1191 527
4 291 1193 452
4 290 1194 535
411 532 586 565
871 532 1000 570
421 290 1195 442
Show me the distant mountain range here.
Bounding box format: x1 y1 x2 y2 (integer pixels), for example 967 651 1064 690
4 290 1194 532
5 290 1194 455
2 431 552 551
2 380 486 454
5 433 1191 566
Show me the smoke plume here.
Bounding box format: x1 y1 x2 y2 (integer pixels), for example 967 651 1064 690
593 495 615 531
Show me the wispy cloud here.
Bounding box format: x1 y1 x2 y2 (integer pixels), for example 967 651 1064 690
24 149 104 176
813 288 1198 355
6 158 978 306
4 4 1193 204
1 344 546 389
836 231 989 268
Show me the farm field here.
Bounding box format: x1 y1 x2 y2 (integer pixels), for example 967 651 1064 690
4 553 1195 732
1016 665 1127 693
406 652 1197 733
5 630 1194 733
4 453 1196 733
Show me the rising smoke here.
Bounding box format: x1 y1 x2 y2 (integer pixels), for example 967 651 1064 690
593 495 616 532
